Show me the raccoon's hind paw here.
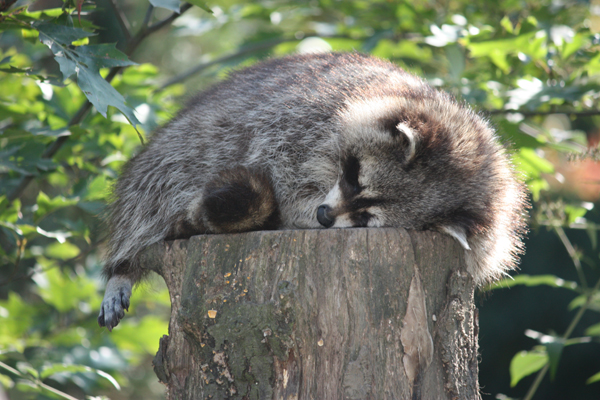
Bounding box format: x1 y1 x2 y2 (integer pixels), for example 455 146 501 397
202 167 280 233
98 275 132 331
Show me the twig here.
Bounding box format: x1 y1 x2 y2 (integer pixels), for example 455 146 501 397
487 109 600 117
157 34 355 90
0 360 81 400
548 213 587 289
157 37 290 90
555 226 587 288
148 3 193 33
126 3 194 54
522 264 600 400
108 0 132 42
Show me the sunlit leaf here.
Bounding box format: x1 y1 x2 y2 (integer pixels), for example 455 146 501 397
587 371 600 384
467 31 547 72
34 267 97 313
488 274 578 291
0 293 37 349
110 315 168 355
510 349 548 387
585 323 600 337
40 364 121 389
500 16 514 34
0 372 13 389
186 0 213 13
564 205 588 225
44 241 80 260
561 33 587 59
34 192 79 222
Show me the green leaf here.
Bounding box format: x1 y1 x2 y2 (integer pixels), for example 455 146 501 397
34 22 95 45
44 242 80 260
564 205 588 225
0 372 13 389
0 66 47 81
76 65 139 124
569 292 600 312
149 0 180 12
34 267 97 313
84 175 110 201
72 44 136 69
561 33 587 59
546 341 564 381
34 192 79 222
0 196 21 224
34 22 140 126
371 40 432 62
467 31 547 72
500 16 514 34
510 350 548 387
513 148 554 179
584 323 600 337
587 370 600 384
40 364 121 389
488 274 578 291
186 0 213 13
110 315 168 355
0 293 37 349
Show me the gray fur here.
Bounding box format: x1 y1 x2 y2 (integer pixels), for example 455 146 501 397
98 53 528 330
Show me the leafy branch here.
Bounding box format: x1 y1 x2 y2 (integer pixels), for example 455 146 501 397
0 359 120 400
5 3 195 205
523 275 600 400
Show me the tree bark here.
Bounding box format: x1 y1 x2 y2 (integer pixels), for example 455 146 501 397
142 228 480 400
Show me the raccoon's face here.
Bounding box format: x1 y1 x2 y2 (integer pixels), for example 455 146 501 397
317 96 495 250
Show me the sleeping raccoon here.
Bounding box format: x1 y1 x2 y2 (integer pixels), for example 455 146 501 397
98 52 528 331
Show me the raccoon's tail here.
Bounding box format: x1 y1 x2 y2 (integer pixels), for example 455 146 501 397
200 166 281 233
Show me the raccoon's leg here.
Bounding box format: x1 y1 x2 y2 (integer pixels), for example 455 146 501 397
98 273 132 331
198 167 281 233
97 259 143 331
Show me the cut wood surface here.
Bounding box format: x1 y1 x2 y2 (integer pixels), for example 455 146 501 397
141 228 480 400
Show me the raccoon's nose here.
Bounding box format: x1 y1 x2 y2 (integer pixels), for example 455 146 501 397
317 205 335 228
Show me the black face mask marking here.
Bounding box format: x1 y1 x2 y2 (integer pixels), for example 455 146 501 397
351 211 373 227
341 155 361 196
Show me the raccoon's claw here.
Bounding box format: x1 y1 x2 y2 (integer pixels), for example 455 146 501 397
98 275 133 331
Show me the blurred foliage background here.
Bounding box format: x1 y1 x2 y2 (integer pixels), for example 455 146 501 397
1 0 600 399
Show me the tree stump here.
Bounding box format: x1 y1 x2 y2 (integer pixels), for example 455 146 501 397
142 228 480 400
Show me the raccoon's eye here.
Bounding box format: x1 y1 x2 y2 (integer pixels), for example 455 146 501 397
342 155 361 194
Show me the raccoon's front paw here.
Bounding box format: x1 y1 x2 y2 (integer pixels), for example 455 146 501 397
98 275 132 331
202 167 280 233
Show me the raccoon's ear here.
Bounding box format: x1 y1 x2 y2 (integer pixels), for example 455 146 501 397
441 225 471 250
391 122 418 163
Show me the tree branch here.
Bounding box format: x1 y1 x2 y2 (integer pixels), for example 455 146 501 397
108 0 132 42
157 34 354 90
487 109 600 117
0 0 18 13
157 37 290 90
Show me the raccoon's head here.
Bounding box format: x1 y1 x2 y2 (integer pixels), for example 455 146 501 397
317 95 506 251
